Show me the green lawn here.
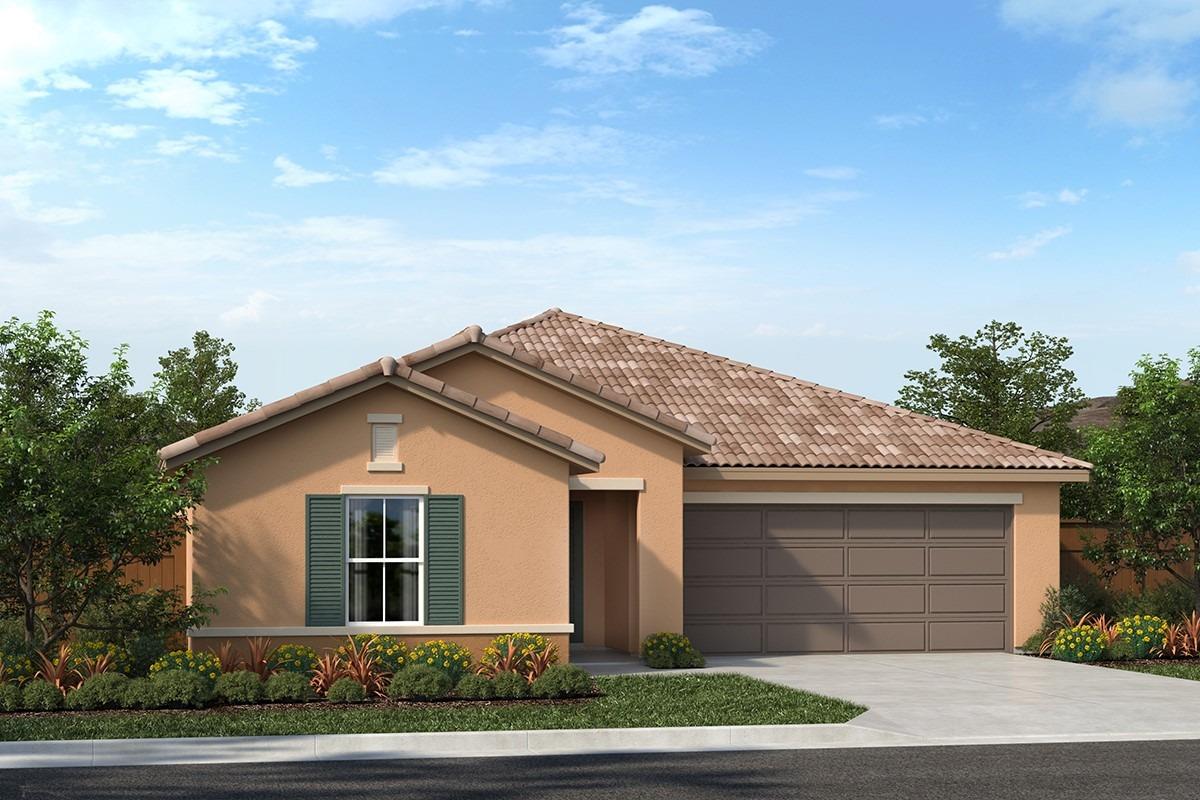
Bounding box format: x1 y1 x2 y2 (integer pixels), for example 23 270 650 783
0 673 864 742
1105 660 1200 681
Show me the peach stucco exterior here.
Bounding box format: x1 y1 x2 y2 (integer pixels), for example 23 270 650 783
191 383 570 636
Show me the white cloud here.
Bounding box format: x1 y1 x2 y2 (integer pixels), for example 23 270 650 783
0 171 100 225
538 3 769 79
78 123 146 147
987 226 1071 261
753 321 836 338
155 134 238 162
220 290 279 324
1179 250 1200 270
304 0 489 25
804 166 860 181
453 28 482 37
108 68 245 125
1000 1 1200 46
873 112 930 129
1072 65 1196 128
672 191 862 235
373 123 626 188
273 155 343 187
1019 187 1087 208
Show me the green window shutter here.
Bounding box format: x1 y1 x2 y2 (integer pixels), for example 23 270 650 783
426 495 464 625
306 494 345 626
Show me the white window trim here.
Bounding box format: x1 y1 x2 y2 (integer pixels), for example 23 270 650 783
345 495 425 626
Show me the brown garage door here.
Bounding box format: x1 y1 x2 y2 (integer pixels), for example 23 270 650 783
683 505 1012 654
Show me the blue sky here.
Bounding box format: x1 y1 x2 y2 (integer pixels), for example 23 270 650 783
2 1 1200 405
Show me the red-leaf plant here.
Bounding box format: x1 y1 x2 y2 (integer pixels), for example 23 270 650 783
33 642 78 695
337 636 388 699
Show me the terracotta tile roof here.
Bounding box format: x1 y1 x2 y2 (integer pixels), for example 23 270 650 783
492 309 1092 471
400 324 716 450
160 356 605 470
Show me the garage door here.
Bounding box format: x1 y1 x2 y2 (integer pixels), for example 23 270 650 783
683 505 1011 654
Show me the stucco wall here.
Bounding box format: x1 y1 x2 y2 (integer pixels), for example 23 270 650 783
192 383 570 630
427 353 685 649
682 478 1062 648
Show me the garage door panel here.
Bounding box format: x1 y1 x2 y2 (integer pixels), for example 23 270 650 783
685 623 762 654
766 584 844 615
929 547 1005 576
847 509 925 539
684 505 1010 654
685 547 762 577
849 547 925 576
929 620 1006 651
929 584 1005 614
848 584 925 614
848 621 926 652
765 547 844 577
767 622 844 653
685 585 762 616
684 509 761 540
766 509 844 540
929 509 1006 539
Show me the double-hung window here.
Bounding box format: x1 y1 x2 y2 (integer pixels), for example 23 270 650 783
346 496 423 623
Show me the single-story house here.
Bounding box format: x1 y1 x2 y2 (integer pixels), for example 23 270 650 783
163 309 1091 657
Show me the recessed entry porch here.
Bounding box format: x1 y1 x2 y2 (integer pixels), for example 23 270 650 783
568 485 640 654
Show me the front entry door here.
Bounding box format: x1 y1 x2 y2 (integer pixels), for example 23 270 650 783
569 501 584 643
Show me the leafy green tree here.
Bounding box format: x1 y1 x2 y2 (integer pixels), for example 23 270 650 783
0 312 208 646
153 331 259 444
896 320 1086 453
1066 351 1200 612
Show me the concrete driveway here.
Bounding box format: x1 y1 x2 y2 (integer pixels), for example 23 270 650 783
577 650 1200 745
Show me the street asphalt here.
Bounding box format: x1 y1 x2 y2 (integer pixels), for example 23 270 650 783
2 740 1197 799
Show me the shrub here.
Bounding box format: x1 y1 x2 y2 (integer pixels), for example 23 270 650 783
641 633 705 669
269 643 319 675
65 673 130 710
1113 583 1195 621
530 664 593 699
479 633 555 675
326 677 367 704
215 670 265 705
1113 615 1169 660
149 650 222 688
69 641 132 677
0 651 34 684
121 678 158 709
125 634 168 677
336 637 388 698
490 670 528 700
1051 625 1107 663
454 673 494 700
388 665 452 701
265 670 313 703
0 618 28 656
338 635 407 674
150 670 213 709
0 683 21 712
406 640 473 684
22 680 64 711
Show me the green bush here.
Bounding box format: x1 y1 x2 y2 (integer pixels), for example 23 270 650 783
529 664 593 699
0 683 21 712
269 643 319 675
405 640 473 684
215 670 265 705
22 680 64 711
1113 615 1169 659
337 635 407 675
0 650 34 684
65 673 130 710
69 641 132 676
481 633 555 672
121 678 158 709
1114 584 1195 621
326 677 367 704
264 670 313 703
388 665 452 701
0 619 29 657
490 670 529 700
149 650 222 687
1051 625 1107 663
641 632 705 669
150 669 214 709
454 673 494 700
126 633 168 677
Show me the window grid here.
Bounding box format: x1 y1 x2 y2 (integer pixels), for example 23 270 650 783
345 496 424 625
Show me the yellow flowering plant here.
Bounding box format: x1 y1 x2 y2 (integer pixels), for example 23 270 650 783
0 651 34 684
641 632 705 669
269 644 319 675
406 640 473 683
1113 615 1169 660
68 641 131 676
337 634 407 674
478 633 556 675
1050 625 1106 663
149 650 223 687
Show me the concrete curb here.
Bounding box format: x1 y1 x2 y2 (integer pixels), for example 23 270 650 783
4 721 1200 769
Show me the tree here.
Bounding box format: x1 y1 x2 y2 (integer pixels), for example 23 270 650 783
153 330 259 444
0 312 208 646
896 320 1086 453
1066 351 1200 612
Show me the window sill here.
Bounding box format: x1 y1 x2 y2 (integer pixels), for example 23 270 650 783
367 462 405 472
190 624 575 637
